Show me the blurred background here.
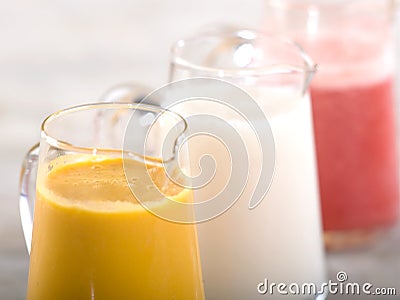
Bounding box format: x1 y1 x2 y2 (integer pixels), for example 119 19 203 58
1 0 400 299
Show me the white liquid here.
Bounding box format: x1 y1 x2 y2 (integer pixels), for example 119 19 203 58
175 89 326 299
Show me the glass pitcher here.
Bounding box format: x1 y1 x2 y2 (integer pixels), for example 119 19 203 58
263 0 400 250
100 30 327 299
19 103 205 299
168 29 326 300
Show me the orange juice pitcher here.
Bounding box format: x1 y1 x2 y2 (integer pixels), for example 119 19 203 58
19 103 204 300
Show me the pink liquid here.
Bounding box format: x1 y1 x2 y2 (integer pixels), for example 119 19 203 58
311 76 399 231
261 7 399 247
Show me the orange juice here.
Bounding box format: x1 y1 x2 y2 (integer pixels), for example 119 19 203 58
27 155 204 300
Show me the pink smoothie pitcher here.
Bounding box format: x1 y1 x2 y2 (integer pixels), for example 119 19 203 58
263 0 399 250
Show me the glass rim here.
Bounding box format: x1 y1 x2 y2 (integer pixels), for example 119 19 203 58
40 102 188 155
170 29 317 78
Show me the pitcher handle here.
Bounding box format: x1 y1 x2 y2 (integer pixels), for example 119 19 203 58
100 82 153 104
19 143 39 254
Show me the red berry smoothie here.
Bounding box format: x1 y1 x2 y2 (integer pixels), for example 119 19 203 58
307 32 399 240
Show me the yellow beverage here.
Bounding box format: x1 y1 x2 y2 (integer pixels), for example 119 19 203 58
27 155 204 300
